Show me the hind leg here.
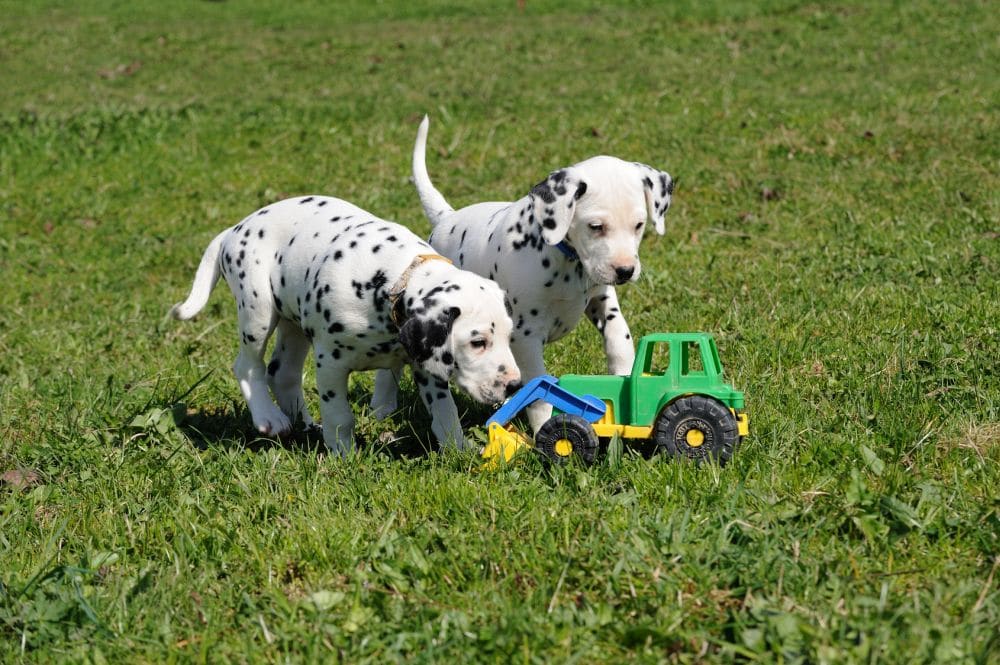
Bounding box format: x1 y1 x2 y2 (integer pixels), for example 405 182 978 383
371 365 404 420
230 280 291 437
267 319 314 428
511 337 552 434
315 363 354 456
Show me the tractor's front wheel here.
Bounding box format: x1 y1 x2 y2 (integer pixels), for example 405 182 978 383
535 414 599 465
653 395 738 465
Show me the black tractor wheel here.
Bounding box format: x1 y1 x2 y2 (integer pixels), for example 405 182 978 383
653 395 738 465
534 414 599 465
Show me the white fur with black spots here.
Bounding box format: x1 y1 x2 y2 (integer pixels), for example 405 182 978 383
406 116 674 433
171 195 520 455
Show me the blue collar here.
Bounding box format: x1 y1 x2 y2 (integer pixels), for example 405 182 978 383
555 241 579 261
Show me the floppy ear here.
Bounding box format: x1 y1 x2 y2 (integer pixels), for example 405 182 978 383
635 163 674 235
399 306 460 363
530 167 587 245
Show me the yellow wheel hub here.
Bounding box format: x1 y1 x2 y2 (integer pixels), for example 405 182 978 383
554 438 573 457
686 428 705 447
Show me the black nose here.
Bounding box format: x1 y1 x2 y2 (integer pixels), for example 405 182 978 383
505 381 523 397
614 266 635 284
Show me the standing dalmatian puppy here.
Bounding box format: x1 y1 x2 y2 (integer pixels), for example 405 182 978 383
404 116 674 433
171 196 521 455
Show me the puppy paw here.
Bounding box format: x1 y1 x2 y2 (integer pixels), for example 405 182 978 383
254 411 293 437
370 399 397 420
323 437 356 458
438 435 472 452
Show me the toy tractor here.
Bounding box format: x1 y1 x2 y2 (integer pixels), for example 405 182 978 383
482 333 749 467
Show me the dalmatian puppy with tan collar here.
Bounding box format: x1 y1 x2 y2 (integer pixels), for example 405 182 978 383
171 195 521 455
405 116 674 433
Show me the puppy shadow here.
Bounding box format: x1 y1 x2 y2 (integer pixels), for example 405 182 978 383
174 384 496 460
178 406 328 454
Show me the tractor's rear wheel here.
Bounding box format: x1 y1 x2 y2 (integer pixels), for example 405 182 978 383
535 414 599 465
653 395 738 465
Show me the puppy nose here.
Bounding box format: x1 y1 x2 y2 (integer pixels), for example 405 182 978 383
505 381 523 397
614 266 635 284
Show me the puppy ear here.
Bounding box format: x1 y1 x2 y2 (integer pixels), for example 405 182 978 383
635 163 674 235
398 317 429 362
398 306 460 363
531 167 587 245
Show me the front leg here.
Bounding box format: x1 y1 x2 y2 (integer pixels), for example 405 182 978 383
585 285 635 376
314 363 355 457
413 367 468 450
267 319 315 428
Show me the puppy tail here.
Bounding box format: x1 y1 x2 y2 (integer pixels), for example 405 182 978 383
170 229 227 321
412 115 454 227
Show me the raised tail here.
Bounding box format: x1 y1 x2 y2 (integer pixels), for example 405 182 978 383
412 115 454 227
170 229 227 320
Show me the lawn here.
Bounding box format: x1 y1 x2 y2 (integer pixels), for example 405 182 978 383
1 0 998 662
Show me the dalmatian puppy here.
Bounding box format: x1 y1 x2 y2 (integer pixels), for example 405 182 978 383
171 195 521 455
407 116 673 432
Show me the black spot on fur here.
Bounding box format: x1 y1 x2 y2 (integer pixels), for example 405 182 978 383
531 180 556 204
399 306 460 362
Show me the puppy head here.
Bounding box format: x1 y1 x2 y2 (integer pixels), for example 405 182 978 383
398 275 520 404
533 156 674 286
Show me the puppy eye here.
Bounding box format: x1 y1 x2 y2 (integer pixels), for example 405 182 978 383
588 222 605 234
471 339 488 350
635 222 645 232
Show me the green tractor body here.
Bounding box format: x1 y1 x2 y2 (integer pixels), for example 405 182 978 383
557 333 746 439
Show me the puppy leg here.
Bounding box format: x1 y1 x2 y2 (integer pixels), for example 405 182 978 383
586 286 636 376
315 363 355 456
371 366 403 420
232 302 291 436
267 319 314 428
511 337 552 434
413 367 468 450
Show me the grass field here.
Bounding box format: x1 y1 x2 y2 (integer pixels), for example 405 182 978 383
1 0 998 661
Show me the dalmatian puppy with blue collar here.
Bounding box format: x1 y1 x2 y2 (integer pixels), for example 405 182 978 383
171 195 521 455
401 116 674 433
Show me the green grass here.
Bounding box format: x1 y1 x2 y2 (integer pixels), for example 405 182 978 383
1 0 998 661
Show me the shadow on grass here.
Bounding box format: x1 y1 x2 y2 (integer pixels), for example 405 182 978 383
157 372 671 465
171 383 501 461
